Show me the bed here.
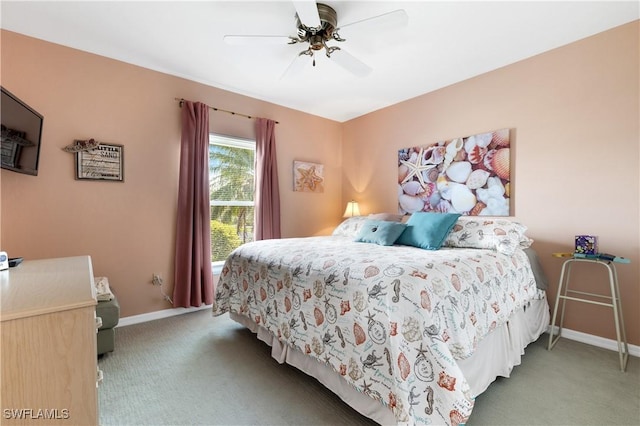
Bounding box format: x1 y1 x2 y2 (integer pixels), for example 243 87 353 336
212 214 550 425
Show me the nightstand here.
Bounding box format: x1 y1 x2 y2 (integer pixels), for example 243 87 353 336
547 256 629 371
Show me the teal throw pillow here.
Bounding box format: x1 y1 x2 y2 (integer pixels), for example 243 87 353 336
397 212 462 250
354 219 407 246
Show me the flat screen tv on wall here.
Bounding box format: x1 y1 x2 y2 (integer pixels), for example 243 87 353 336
1 87 44 176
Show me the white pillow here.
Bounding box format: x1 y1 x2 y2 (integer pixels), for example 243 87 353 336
443 217 533 255
332 216 369 238
94 276 115 301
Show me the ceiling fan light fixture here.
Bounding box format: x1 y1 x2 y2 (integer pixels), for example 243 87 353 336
294 3 343 59
325 45 340 58
309 35 325 50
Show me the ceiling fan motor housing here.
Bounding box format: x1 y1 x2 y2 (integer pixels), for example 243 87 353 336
296 3 338 49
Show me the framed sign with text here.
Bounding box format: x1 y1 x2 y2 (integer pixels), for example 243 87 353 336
76 143 124 182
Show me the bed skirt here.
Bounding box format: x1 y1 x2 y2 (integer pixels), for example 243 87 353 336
229 296 549 425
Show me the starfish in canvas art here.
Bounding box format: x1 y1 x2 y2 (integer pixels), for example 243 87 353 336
400 148 435 188
296 165 324 192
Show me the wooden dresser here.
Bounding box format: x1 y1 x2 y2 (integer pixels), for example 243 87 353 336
1 256 99 425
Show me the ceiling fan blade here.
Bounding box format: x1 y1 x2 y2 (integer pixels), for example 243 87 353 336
223 35 293 45
280 52 311 80
293 0 321 28
337 9 408 34
330 49 372 77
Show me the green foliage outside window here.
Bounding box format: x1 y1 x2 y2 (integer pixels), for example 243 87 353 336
209 136 255 263
210 220 242 262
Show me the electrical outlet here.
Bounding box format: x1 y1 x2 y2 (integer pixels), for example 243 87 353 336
152 274 163 286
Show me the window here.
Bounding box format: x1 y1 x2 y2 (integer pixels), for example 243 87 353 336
209 134 255 272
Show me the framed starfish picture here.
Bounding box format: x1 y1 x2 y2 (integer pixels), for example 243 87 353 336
398 128 511 216
293 160 324 193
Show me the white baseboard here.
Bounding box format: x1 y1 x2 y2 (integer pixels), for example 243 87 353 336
117 304 212 327
118 307 638 358
548 325 640 358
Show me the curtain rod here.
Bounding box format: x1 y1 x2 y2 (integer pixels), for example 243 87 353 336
175 98 279 124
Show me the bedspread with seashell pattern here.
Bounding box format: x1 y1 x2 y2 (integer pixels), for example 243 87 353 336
213 236 545 425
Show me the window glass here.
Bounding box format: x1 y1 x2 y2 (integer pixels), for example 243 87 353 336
209 134 255 266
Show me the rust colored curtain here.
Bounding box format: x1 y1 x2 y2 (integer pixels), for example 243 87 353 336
254 118 281 240
173 101 213 307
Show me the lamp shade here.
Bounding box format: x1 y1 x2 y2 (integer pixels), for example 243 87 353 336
343 201 361 218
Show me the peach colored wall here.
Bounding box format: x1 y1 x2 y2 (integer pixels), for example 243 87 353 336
0 30 343 317
2 22 638 346
343 21 639 345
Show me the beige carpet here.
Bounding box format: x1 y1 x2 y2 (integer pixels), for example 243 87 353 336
98 309 640 425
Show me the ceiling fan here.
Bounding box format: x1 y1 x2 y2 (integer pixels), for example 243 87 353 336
223 1 408 78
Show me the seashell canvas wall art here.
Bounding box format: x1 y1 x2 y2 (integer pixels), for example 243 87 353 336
293 160 324 193
398 128 511 216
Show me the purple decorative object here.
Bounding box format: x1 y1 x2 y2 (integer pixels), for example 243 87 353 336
575 235 598 254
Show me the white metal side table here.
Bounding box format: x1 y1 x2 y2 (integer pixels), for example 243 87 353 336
547 256 629 371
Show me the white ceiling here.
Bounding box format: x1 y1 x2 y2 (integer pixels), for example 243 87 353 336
1 1 638 122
